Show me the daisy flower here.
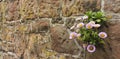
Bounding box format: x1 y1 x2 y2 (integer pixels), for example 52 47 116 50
93 24 101 28
89 21 95 25
77 33 81 37
69 32 78 39
98 32 107 38
86 23 93 29
76 22 84 28
82 15 88 20
87 45 96 53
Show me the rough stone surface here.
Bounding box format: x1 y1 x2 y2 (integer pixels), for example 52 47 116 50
50 25 80 55
107 23 120 59
0 19 51 59
65 18 75 29
0 0 102 21
86 44 113 59
86 22 120 59
104 1 120 59
6 0 20 21
104 2 120 59
104 0 120 13
29 19 50 33
104 0 120 20
62 0 101 16
39 0 60 18
52 17 64 24
0 0 120 59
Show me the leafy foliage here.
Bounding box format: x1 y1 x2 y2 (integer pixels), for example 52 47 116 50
80 11 107 46
69 11 108 47
85 11 107 26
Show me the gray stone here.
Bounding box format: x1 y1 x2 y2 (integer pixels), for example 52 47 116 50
50 25 81 55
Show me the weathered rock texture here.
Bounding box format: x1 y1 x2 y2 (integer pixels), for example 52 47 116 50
0 0 120 59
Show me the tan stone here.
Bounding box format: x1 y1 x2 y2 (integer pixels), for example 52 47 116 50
62 0 101 16
107 23 120 59
6 0 20 21
104 0 120 20
29 19 50 33
86 22 120 59
104 0 120 13
50 25 81 55
39 0 60 18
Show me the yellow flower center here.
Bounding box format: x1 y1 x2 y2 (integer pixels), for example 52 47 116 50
89 46 94 50
79 24 83 27
71 34 75 38
87 24 92 29
100 34 105 38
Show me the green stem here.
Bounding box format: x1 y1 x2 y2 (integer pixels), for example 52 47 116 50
84 50 86 59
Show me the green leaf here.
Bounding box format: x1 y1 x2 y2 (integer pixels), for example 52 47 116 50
100 40 105 44
101 18 107 21
96 19 101 23
90 41 93 44
85 11 93 18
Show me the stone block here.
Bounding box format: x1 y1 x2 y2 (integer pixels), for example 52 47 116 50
62 0 101 16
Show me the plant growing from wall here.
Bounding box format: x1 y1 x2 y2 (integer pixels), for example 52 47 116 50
69 11 108 53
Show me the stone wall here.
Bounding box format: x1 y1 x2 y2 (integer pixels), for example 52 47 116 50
0 0 120 59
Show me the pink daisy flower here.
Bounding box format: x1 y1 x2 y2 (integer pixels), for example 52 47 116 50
98 32 107 38
77 33 81 37
69 32 78 39
89 21 95 25
86 23 93 29
93 24 101 28
87 45 96 53
76 22 84 28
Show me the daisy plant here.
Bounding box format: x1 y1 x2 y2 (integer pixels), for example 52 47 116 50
69 11 108 53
